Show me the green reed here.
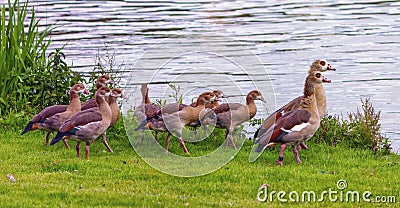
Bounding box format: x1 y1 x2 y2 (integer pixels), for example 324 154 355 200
0 0 51 114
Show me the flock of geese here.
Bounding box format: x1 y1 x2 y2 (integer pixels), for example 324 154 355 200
21 59 336 165
21 75 123 159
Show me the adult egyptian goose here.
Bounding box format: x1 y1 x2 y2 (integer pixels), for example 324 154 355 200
21 84 89 147
252 71 331 165
254 59 335 150
202 90 266 150
160 91 216 154
50 87 113 159
81 75 115 111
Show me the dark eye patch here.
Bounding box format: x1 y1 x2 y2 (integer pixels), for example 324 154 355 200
316 73 321 78
320 61 326 66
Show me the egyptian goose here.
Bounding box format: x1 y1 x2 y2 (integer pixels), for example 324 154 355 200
190 90 226 109
202 90 266 150
21 84 89 147
252 71 331 165
134 84 162 142
189 90 226 136
81 75 115 111
55 88 124 153
254 59 335 150
50 87 113 159
100 88 125 153
159 91 216 154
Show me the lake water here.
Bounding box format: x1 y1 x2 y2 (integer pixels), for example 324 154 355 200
15 0 400 152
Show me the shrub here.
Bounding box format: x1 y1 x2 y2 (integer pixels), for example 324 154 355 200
314 98 391 155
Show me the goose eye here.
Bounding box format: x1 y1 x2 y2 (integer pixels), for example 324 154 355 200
316 73 321 78
320 61 326 66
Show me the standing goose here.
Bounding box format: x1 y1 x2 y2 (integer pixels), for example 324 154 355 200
202 90 266 150
135 84 162 142
189 90 226 136
50 87 113 159
252 71 331 165
160 92 216 154
21 84 89 147
254 59 335 150
96 88 125 153
81 75 115 111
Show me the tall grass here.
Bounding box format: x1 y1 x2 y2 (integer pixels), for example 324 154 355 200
0 0 52 114
0 0 85 116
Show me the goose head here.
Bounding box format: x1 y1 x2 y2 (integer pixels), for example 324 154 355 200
97 86 112 98
212 90 227 101
71 83 90 95
111 88 125 98
312 71 331 84
197 92 216 105
97 75 115 88
309 59 336 73
247 90 267 103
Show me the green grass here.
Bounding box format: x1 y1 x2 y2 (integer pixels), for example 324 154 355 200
1 122 399 207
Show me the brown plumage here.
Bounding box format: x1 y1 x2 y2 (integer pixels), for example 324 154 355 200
99 88 125 153
190 90 226 109
254 59 335 149
81 75 115 111
134 84 162 142
202 90 266 150
50 87 113 159
21 84 89 147
161 91 216 154
253 71 330 165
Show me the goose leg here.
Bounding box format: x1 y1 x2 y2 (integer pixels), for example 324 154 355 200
298 142 309 151
165 134 171 153
178 138 190 154
224 130 229 147
45 132 52 146
276 144 287 165
102 132 114 153
76 142 81 159
85 141 90 159
293 146 302 164
154 131 159 143
225 129 236 150
62 138 70 149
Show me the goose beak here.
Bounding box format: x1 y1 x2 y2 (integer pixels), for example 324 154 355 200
120 92 126 98
259 96 267 103
108 79 116 85
322 77 332 83
83 89 90 95
327 64 336 71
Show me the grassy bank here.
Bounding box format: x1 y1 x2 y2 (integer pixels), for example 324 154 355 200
1 123 399 207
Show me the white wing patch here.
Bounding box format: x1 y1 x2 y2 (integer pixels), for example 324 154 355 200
281 122 310 133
